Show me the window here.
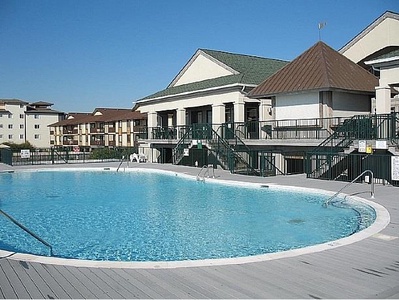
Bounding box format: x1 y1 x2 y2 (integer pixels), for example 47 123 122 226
8 114 12 119
34 114 39 119
8 124 13 129
34 124 40 129
8 134 13 139
34 134 40 139
20 104 24 108
0 114 2 117
20 114 24 119
20 124 24 129
0 124 2 128
19 134 24 139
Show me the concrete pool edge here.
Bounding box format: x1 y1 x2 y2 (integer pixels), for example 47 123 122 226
0 166 391 269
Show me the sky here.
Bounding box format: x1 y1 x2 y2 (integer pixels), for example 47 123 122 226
0 0 398 113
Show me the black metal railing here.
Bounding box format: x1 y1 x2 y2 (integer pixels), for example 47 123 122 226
306 113 399 183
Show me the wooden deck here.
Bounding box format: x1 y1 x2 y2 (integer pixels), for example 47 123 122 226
1 163 398 298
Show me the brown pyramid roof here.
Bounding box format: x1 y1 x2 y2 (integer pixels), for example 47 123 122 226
249 41 379 98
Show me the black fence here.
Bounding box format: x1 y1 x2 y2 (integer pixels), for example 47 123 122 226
7 147 137 166
306 152 399 187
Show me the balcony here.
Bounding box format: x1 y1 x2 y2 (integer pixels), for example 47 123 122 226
90 140 105 146
63 140 78 145
91 128 105 134
63 128 79 135
139 117 356 142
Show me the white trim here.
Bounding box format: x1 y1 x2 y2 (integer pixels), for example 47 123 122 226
365 56 399 66
137 83 256 105
339 11 399 53
168 50 239 88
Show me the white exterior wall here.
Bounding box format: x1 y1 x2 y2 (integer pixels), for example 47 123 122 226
274 92 319 120
341 17 399 63
0 103 26 144
379 64 399 87
139 89 247 127
332 92 371 116
26 114 61 148
172 52 234 87
376 61 399 113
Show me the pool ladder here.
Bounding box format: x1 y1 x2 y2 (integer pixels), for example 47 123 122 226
323 170 375 207
0 209 53 256
196 165 215 181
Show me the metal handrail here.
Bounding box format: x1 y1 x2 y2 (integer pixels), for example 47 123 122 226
0 209 53 256
324 170 375 207
196 165 215 181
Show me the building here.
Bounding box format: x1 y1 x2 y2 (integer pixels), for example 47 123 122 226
340 11 399 113
365 49 399 113
50 108 147 150
0 99 64 148
134 42 379 171
248 41 378 121
134 49 289 163
133 11 398 185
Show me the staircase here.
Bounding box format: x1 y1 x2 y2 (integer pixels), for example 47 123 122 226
306 113 399 182
173 124 265 175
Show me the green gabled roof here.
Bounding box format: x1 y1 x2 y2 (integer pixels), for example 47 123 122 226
201 49 288 84
139 49 288 101
374 47 399 60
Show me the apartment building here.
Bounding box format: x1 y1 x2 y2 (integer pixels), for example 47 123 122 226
0 99 64 148
50 108 147 150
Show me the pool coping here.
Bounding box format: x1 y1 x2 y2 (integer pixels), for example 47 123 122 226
0 166 391 269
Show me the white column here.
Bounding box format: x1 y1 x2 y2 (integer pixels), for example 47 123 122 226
147 111 158 128
212 104 225 135
234 102 245 123
167 114 174 127
176 108 186 139
259 99 271 139
375 86 391 114
212 104 225 124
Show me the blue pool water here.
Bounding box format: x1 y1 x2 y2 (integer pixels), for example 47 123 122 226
0 169 375 262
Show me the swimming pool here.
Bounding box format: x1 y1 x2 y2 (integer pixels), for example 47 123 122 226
0 168 376 263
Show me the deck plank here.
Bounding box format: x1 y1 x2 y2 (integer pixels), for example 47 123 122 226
40 264 85 299
5 260 44 299
135 269 191 298
54 265 97 298
0 260 18 299
1 165 399 299
110 268 161 298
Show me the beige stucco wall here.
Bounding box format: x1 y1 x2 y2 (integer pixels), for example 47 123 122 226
172 52 234 87
274 91 371 120
275 92 320 120
379 64 399 87
342 17 399 63
332 92 371 116
0 103 26 144
138 88 249 127
26 113 61 148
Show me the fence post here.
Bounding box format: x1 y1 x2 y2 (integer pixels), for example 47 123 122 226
51 147 55 164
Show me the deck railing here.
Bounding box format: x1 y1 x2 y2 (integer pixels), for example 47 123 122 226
138 116 355 141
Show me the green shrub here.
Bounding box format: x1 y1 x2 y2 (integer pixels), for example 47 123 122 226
2 141 35 152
